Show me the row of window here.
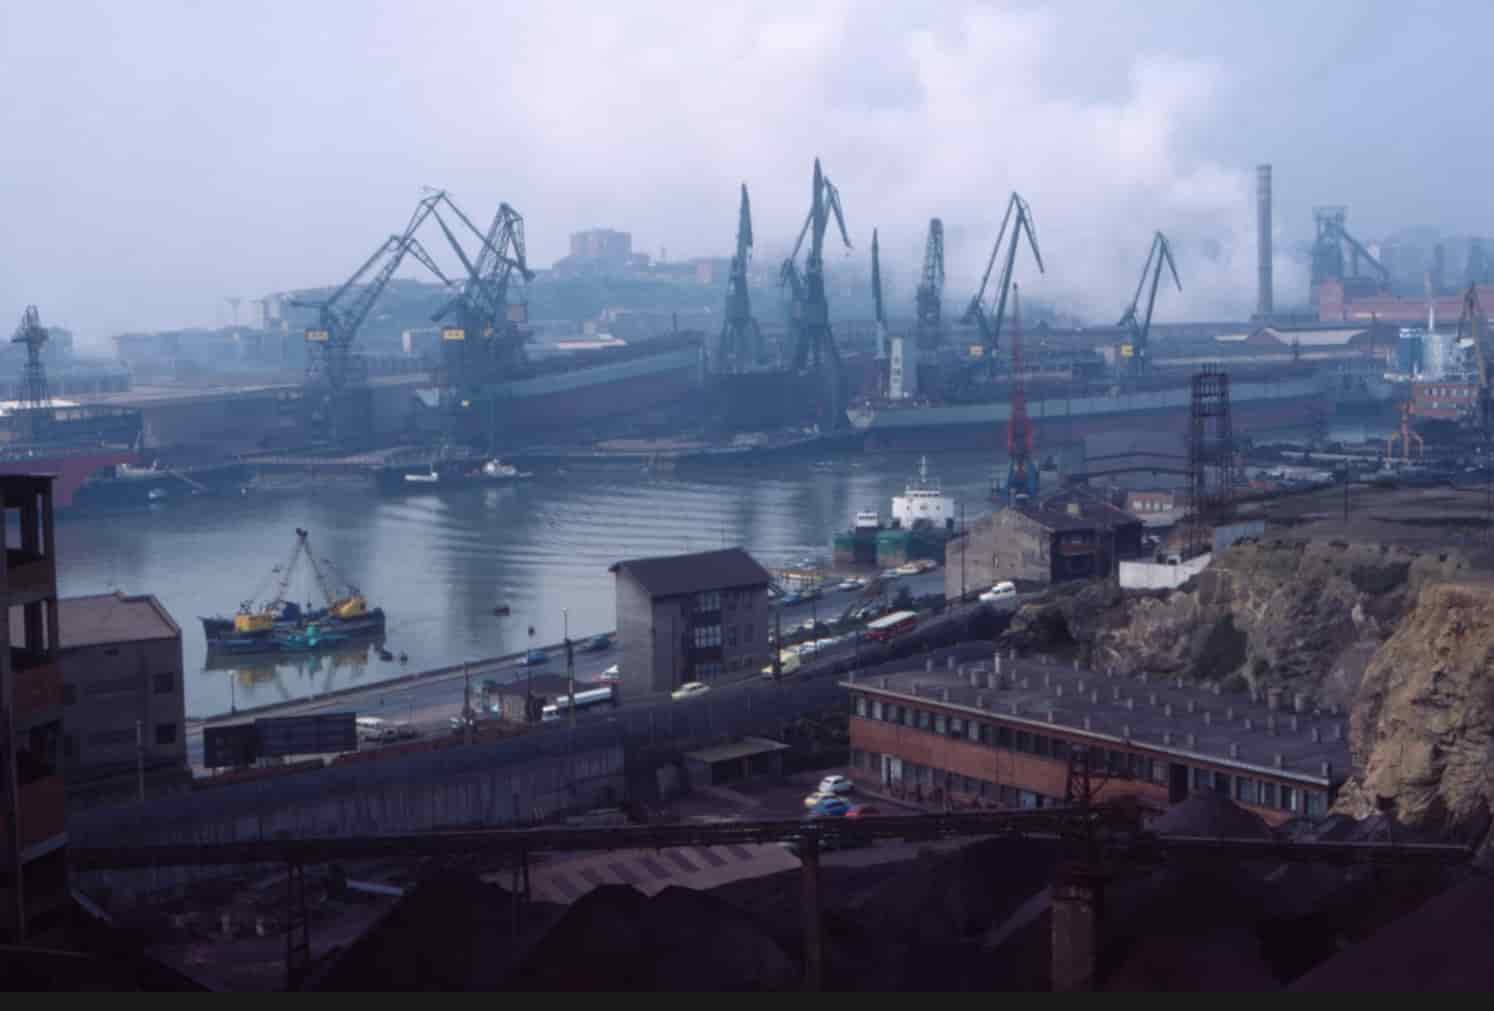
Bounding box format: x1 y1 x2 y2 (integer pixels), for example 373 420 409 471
694 589 761 613
851 750 1056 808
63 672 176 705
691 623 756 650
854 693 1327 816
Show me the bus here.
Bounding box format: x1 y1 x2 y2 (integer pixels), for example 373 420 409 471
541 684 618 722
864 609 919 642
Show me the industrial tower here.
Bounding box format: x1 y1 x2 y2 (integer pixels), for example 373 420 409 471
780 158 852 429
1117 231 1182 377
915 218 945 349
1186 366 1235 558
716 183 763 373
10 306 52 442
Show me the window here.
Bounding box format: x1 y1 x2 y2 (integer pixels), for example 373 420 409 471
901 706 914 727
1035 735 1051 758
1151 760 1168 785
1213 771 1231 796
692 624 721 648
871 700 883 721
154 672 175 694
850 748 864 769
726 626 738 648
694 591 721 612
949 717 965 739
1305 790 1327 817
966 720 979 743
997 726 1013 749
855 696 868 717
1053 738 1070 762
934 713 947 735
1280 785 1298 812
1261 781 1277 808
1015 731 1032 754
979 723 994 746
1236 777 1257 805
917 710 932 731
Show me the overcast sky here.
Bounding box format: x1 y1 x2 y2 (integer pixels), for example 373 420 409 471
2 1 1487 344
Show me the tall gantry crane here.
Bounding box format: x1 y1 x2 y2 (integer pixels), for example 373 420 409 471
1004 284 1038 502
1457 284 1491 435
963 192 1044 365
292 194 450 446
716 183 763 373
1118 231 1182 377
10 306 52 442
915 218 945 349
780 158 852 429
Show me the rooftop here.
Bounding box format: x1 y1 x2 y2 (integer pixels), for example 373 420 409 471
56 592 180 649
491 674 577 699
846 660 1350 786
683 736 790 765
610 547 771 598
1015 488 1140 533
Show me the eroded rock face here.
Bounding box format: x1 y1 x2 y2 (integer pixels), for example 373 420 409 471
1335 581 1494 856
1004 538 1468 701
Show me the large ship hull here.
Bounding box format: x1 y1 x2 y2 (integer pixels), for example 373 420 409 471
0 447 140 509
853 374 1329 451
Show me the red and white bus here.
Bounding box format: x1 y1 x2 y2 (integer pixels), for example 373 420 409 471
864 609 919 642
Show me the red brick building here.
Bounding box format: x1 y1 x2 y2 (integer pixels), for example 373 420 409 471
845 660 1345 826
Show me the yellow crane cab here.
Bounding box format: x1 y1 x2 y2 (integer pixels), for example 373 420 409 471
233 604 275 634
331 594 368 620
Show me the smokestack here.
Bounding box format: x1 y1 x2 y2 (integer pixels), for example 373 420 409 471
1257 164 1274 319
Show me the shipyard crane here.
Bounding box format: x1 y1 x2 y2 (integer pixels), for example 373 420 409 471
915 218 945 349
780 158 852 428
1003 284 1038 502
426 194 534 378
1117 231 1182 376
963 192 1044 362
291 194 449 445
717 183 763 373
871 228 887 360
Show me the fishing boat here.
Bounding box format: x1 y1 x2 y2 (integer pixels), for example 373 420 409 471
200 528 386 654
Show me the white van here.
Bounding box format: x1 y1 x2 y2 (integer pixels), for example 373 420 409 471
979 581 1019 612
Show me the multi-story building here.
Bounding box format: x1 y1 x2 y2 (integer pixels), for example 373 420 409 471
0 475 67 944
611 548 771 695
55 592 185 790
568 228 633 268
844 660 1347 826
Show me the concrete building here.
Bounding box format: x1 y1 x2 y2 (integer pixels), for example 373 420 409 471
0 475 67 944
845 662 1346 826
569 228 633 268
945 489 1143 598
53 592 185 788
611 548 771 695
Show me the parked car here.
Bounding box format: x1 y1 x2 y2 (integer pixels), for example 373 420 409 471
780 592 803 606
519 648 549 666
671 681 711 701
583 633 612 652
818 774 853 795
979 581 1019 611
807 795 851 818
879 568 902 580
845 804 881 818
895 561 921 576
913 559 939 573
596 663 622 684
803 790 835 809
836 579 860 592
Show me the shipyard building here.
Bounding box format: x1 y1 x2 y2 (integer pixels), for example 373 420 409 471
844 661 1346 824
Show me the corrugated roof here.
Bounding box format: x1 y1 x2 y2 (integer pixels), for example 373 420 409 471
56 592 180 649
610 548 770 598
684 736 789 764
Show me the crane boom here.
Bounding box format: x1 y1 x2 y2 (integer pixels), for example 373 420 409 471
964 193 1043 357
1118 231 1182 375
916 218 945 348
779 158 852 428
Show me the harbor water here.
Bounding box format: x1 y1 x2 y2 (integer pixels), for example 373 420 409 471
56 451 1011 718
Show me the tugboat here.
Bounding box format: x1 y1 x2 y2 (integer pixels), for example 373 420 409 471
200 528 386 655
833 456 957 569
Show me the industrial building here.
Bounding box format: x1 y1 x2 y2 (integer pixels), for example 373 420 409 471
945 489 1143 598
0 475 68 944
52 592 185 792
611 548 771 695
844 661 1346 826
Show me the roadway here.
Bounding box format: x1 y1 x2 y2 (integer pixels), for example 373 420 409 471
187 569 952 768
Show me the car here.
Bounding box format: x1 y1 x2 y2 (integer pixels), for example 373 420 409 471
583 633 612 652
596 663 622 684
803 790 836 809
879 568 902 580
896 562 921 576
836 579 860 592
779 592 802 606
913 559 939 573
519 648 549 666
807 795 851 818
979 581 1019 611
845 804 881 818
818 774 853 795
670 681 711 701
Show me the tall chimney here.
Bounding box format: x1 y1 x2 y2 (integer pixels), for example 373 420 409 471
1257 164 1274 319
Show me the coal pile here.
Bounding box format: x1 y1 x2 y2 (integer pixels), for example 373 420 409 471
504 884 797 990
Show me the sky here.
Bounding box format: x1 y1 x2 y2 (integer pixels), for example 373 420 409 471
2 0 1491 346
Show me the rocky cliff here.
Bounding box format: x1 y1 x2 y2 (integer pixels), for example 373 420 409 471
999 535 1494 855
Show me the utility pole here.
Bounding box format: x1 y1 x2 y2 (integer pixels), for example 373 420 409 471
136 719 145 803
